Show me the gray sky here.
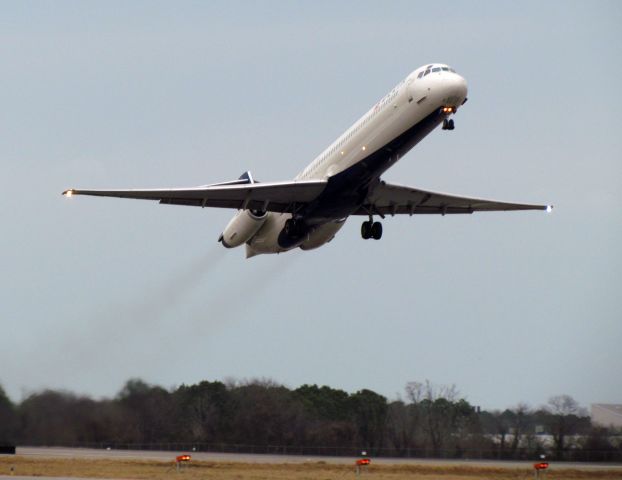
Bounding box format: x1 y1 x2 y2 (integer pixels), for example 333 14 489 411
2 1 620 410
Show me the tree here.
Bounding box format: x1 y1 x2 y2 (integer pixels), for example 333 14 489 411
509 403 530 455
227 379 305 446
18 390 96 445
293 384 355 447
581 426 617 461
174 380 230 442
407 381 479 458
350 389 388 453
294 384 350 422
116 378 176 443
419 381 459 456
486 410 511 456
0 384 17 443
545 394 588 459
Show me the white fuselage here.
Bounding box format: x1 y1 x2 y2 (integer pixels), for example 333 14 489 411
240 64 468 256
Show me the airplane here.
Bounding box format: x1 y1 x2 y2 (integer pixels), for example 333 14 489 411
63 63 551 258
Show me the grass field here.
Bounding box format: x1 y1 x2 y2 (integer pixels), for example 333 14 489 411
2 456 622 480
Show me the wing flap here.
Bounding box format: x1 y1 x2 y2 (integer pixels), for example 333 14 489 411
63 180 328 213
355 181 550 216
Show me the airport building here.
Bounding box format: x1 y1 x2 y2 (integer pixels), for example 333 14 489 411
591 404 622 429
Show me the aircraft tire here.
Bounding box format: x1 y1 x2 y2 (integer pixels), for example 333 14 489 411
371 222 383 240
361 221 372 239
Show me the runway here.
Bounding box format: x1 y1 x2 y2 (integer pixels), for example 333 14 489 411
11 446 622 470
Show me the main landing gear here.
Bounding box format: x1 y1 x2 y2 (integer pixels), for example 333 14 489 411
284 218 306 237
442 118 455 130
361 219 382 240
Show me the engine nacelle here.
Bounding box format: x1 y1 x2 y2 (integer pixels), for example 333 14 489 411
299 219 346 251
220 210 268 248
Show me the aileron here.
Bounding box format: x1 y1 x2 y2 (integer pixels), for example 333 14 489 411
357 181 549 216
64 180 328 215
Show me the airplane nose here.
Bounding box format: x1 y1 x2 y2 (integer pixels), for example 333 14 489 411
444 73 468 106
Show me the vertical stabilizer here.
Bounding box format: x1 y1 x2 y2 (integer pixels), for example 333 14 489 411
238 171 256 184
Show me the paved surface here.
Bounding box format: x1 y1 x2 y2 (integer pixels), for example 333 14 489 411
10 446 622 470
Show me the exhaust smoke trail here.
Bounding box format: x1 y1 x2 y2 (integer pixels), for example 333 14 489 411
35 246 305 396
193 252 303 333
43 245 227 379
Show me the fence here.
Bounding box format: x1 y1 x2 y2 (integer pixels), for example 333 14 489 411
31 441 622 463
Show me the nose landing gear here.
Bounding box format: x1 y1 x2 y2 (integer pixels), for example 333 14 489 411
442 118 455 130
361 220 382 240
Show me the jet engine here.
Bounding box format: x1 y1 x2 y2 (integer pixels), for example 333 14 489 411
220 209 267 248
299 219 346 251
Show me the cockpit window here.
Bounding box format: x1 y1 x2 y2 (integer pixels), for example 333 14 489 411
449 67 456 73
417 71 423 79
424 69 431 76
441 67 449 71
432 67 441 72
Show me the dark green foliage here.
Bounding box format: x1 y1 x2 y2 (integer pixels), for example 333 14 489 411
0 379 614 461
174 380 230 442
350 389 388 452
115 379 177 443
294 384 351 421
0 384 17 443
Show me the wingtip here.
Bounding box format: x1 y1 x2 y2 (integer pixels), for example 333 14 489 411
63 189 74 197
546 205 553 213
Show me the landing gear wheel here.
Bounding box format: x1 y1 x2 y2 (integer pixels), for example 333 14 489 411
371 221 383 240
284 218 304 237
361 221 372 239
361 221 382 240
442 118 455 130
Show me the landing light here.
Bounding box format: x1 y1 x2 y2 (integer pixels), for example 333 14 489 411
546 205 553 213
65 190 73 197
442 106 454 114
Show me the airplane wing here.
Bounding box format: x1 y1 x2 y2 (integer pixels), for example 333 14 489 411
355 181 551 216
63 179 328 214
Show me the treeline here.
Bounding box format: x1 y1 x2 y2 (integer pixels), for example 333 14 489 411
0 379 620 461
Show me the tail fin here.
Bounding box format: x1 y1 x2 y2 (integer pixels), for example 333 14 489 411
238 171 256 184
210 171 258 187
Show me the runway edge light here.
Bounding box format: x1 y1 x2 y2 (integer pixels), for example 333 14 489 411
533 454 549 479
355 452 371 477
175 454 191 472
